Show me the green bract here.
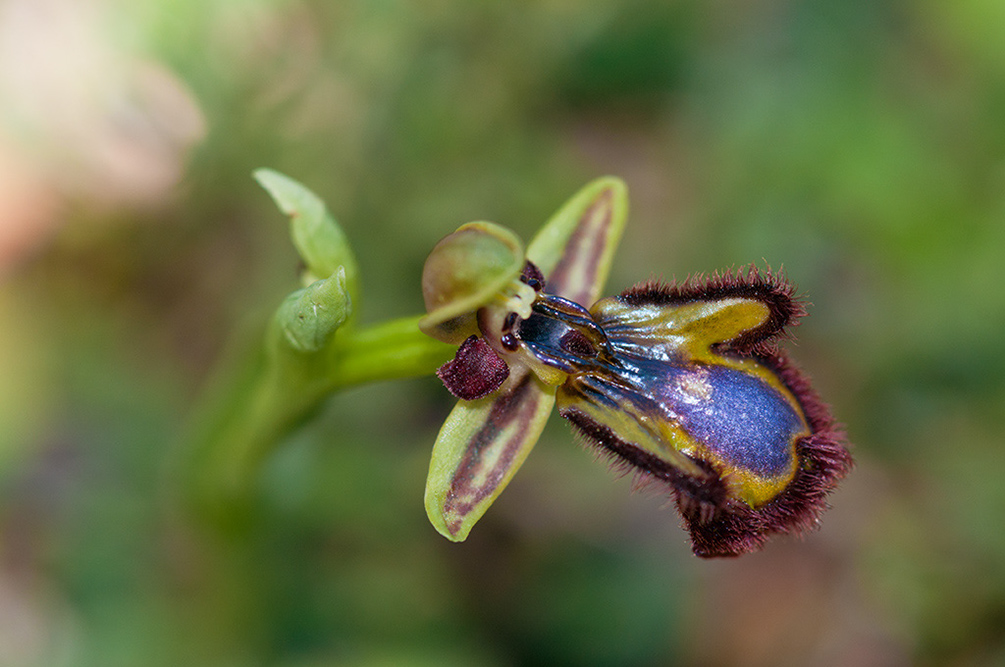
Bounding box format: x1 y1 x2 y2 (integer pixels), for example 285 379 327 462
254 168 360 304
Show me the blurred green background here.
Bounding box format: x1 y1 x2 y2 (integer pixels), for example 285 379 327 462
2 0 1004 665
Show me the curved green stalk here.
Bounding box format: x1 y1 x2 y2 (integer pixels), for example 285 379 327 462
178 314 453 529
176 171 453 529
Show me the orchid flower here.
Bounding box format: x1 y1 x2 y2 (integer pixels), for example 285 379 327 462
419 178 852 557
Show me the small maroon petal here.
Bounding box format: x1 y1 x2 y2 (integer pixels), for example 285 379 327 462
436 335 510 400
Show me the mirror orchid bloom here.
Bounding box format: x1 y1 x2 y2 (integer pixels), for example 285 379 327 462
419 178 851 557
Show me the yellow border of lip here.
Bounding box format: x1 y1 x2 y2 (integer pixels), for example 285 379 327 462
419 221 525 342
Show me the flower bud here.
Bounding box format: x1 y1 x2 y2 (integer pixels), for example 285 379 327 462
275 267 351 353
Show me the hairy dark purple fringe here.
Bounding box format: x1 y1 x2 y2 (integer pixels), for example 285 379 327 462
682 426 852 557
619 265 806 355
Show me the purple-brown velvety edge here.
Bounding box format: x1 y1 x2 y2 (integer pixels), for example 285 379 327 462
618 265 807 355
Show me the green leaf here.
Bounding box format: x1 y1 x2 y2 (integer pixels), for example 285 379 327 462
527 176 628 306
425 372 556 541
254 168 360 308
274 267 352 353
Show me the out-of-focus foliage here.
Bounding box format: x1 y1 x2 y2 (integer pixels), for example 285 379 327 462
1 0 1004 664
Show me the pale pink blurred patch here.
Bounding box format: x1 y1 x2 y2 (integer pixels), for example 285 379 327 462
0 0 206 274
0 144 57 275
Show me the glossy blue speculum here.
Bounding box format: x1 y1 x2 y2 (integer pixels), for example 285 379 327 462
658 363 802 477
584 353 808 507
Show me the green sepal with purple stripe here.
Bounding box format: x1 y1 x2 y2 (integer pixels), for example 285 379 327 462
425 371 555 541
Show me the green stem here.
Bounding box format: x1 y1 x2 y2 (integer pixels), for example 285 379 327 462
330 316 455 388
178 315 453 529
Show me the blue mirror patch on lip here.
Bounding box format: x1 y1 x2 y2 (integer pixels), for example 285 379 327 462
654 362 805 477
